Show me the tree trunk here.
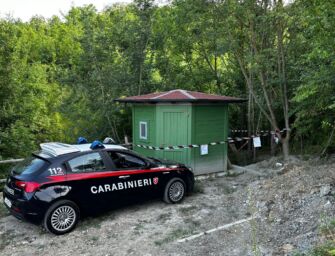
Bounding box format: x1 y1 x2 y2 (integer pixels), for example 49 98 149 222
282 138 289 161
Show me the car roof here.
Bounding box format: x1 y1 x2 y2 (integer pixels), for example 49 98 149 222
40 142 128 157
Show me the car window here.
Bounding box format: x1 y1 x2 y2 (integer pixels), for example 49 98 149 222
68 153 106 173
108 151 147 169
12 156 48 175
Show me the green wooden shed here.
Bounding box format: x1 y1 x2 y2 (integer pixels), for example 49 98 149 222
116 89 245 175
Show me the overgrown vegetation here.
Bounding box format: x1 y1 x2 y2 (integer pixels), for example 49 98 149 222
0 163 15 190
293 242 335 256
292 216 335 255
320 217 335 241
0 0 334 159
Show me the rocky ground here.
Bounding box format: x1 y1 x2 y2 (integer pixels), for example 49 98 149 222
0 155 334 256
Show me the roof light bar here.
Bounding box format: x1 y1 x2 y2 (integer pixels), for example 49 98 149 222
103 137 116 144
77 137 88 144
90 140 105 150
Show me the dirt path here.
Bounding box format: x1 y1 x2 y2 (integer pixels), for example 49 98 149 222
0 156 334 255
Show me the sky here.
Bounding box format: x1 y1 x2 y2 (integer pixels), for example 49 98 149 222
0 0 291 22
0 0 134 21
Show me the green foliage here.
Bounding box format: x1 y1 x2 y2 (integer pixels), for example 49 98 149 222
0 19 69 157
294 217 335 255
293 242 335 256
319 216 335 241
0 0 333 159
290 0 335 147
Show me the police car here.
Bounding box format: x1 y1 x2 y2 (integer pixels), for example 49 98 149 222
3 140 194 235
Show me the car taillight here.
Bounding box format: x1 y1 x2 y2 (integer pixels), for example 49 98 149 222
15 181 40 193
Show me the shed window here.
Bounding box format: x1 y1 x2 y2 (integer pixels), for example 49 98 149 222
139 121 148 140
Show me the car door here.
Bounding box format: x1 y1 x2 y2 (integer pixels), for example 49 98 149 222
105 150 164 199
65 151 119 212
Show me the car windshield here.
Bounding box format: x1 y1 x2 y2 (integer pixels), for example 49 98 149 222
12 156 48 175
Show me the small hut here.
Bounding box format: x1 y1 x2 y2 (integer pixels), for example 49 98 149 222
116 89 245 175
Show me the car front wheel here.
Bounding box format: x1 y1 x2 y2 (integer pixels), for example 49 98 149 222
43 200 80 235
163 177 186 204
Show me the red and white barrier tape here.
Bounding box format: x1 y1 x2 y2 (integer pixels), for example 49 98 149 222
136 141 227 151
231 128 290 134
137 135 263 150
136 128 289 151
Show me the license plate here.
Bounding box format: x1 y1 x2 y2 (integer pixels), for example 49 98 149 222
4 197 12 208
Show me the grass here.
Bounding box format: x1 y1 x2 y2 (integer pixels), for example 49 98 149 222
79 215 108 230
134 223 144 231
320 217 335 241
133 219 149 235
86 235 100 246
133 222 144 235
154 212 201 246
90 236 99 242
247 188 261 256
193 182 204 194
184 217 201 227
201 203 216 210
156 212 171 222
154 228 195 246
37 244 47 250
178 205 198 215
293 242 335 256
221 185 236 195
0 201 10 218
0 229 15 251
293 217 335 255
85 220 102 229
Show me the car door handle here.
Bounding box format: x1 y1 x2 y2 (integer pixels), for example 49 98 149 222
118 175 130 179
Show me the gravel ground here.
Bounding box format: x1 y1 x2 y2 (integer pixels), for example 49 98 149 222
0 155 335 256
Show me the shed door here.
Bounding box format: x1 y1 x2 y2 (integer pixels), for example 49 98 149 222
157 106 190 165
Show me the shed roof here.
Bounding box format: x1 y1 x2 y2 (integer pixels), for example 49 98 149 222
115 89 246 104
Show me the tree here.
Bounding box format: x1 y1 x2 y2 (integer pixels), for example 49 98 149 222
221 0 292 160
290 0 335 153
0 0 333 160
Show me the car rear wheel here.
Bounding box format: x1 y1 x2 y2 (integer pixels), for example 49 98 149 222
43 200 80 235
163 178 186 204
